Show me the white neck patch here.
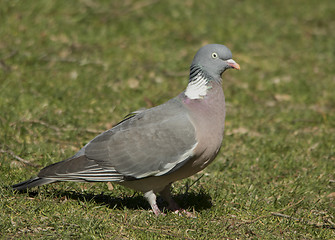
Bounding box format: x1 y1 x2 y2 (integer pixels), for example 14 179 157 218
185 73 210 99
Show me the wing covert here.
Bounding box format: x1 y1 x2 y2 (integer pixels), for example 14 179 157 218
85 98 197 179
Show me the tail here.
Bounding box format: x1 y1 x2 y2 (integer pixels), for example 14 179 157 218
12 177 56 191
12 155 122 191
12 155 88 191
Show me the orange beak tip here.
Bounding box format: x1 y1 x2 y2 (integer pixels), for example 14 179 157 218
226 59 240 70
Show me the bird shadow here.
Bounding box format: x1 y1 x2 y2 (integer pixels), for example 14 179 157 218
25 188 213 213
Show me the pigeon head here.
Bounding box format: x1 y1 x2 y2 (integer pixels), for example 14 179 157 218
191 44 240 79
185 44 240 99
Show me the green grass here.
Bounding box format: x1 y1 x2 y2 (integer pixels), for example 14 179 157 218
1 0 335 239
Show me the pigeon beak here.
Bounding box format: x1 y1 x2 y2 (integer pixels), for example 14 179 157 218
226 59 240 70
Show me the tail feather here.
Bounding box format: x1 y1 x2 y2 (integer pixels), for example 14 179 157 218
12 177 56 191
12 155 123 191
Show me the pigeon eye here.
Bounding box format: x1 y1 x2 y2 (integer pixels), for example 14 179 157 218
212 53 218 58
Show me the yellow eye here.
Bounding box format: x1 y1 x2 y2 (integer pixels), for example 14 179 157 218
212 53 218 58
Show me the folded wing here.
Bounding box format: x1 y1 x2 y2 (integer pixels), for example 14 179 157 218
38 98 197 182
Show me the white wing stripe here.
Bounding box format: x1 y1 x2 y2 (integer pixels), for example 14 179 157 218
155 142 197 176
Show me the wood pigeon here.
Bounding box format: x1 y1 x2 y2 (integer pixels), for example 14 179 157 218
12 44 240 216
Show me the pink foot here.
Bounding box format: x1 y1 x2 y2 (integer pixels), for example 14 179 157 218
173 209 196 218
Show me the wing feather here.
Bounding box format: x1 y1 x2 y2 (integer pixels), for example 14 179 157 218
85 97 197 179
36 97 197 182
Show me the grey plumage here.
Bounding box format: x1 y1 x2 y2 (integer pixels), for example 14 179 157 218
12 44 240 216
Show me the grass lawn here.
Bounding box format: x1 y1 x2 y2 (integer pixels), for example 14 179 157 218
1 0 334 239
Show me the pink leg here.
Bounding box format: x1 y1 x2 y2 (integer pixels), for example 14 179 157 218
144 190 164 216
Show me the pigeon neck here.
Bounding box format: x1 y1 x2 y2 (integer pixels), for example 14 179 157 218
184 65 220 100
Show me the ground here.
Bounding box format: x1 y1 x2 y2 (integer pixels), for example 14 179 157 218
0 0 334 239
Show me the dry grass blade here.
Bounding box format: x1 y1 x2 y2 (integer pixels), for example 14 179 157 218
0 149 40 168
271 212 335 229
21 119 102 134
230 199 305 228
